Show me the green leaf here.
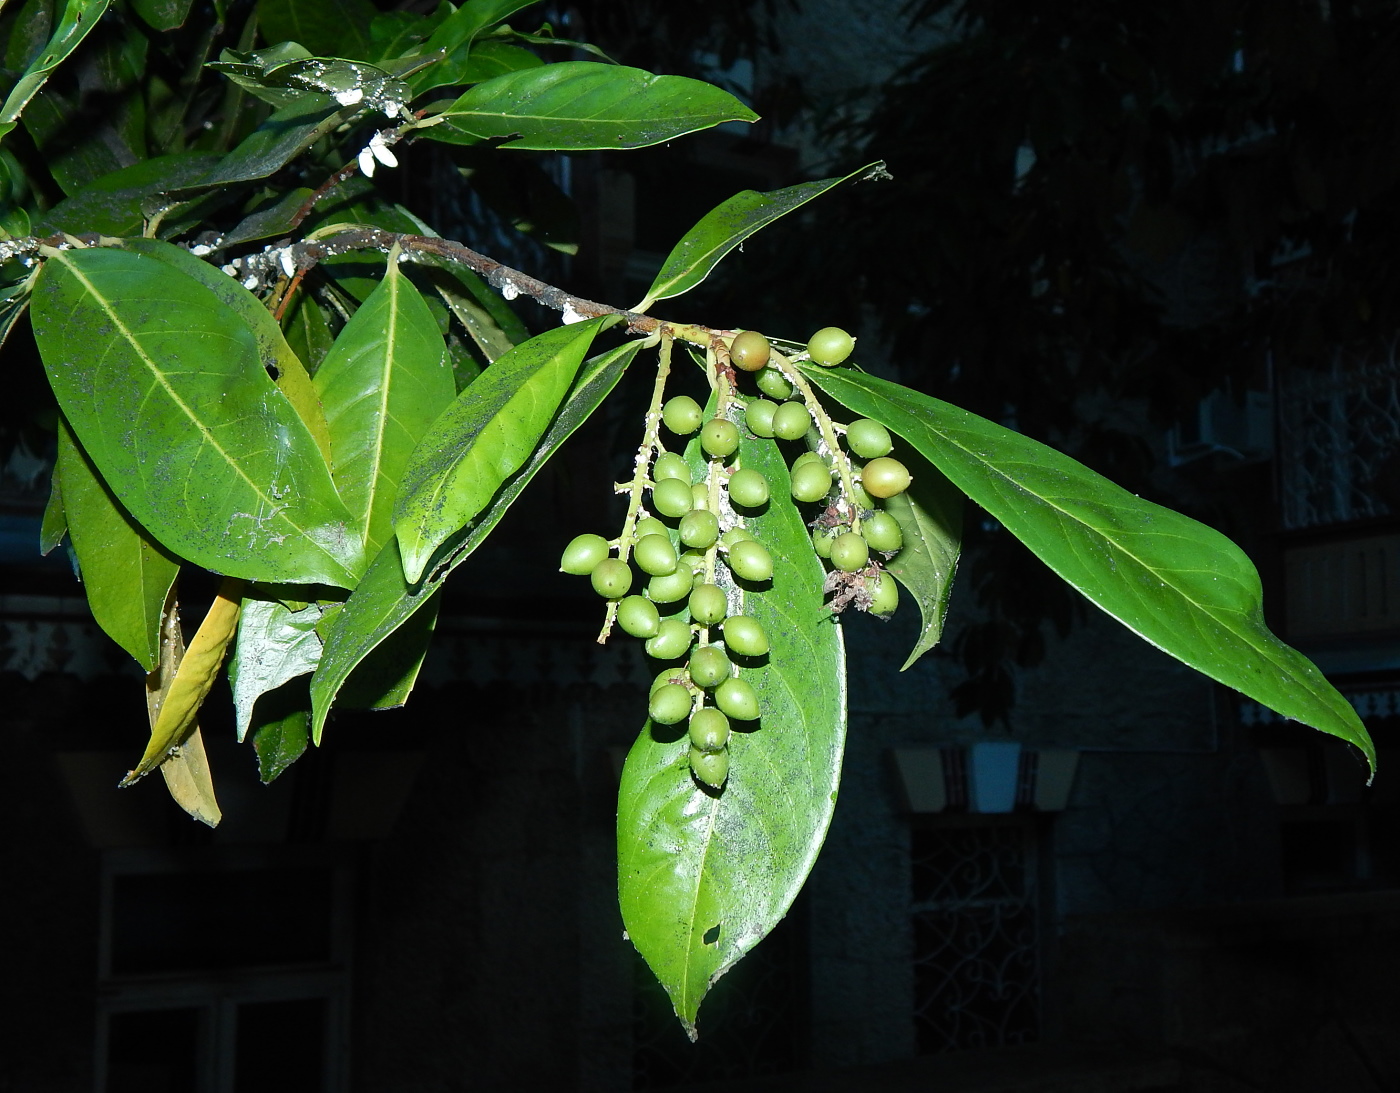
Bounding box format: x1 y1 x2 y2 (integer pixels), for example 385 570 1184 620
250 678 311 783
40 460 66 556
229 596 324 741
454 40 544 85
638 162 887 312
197 94 354 189
34 153 222 237
311 338 643 740
393 317 611 583
281 290 337 375
805 367 1377 770
0 0 112 141
316 259 455 555
426 261 529 356
425 62 757 151
619 427 846 1038
487 26 618 65
405 0 540 93
882 451 963 669
208 52 410 110
32 246 364 588
56 416 180 671
220 186 315 247
130 0 194 32
256 0 378 60
335 588 440 709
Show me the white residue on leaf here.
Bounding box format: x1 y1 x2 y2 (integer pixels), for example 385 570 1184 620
334 87 364 106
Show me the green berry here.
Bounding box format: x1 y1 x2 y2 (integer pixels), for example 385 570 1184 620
651 667 689 694
807 326 855 366
634 516 669 540
730 330 771 372
701 418 741 458
689 583 728 626
862 457 912 498
728 468 770 508
845 418 893 459
715 677 760 720
679 508 720 549
745 398 777 438
650 683 692 725
560 533 609 575
790 460 832 503
653 452 691 483
634 533 678 576
663 395 703 435
812 525 840 559
590 558 632 599
792 450 826 469
647 566 694 603
617 594 661 638
689 707 731 751
688 645 732 689
719 526 754 549
652 477 693 519
772 401 811 441
862 510 903 553
868 570 899 617
726 539 773 582
830 531 869 573
645 618 693 659
755 367 794 400
689 745 729 788
722 615 769 657
678 548 708 572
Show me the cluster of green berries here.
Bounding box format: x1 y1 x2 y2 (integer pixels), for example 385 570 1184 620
730 327 911 616
560 399 778 790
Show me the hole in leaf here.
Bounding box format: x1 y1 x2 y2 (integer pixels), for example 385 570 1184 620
265 363 281 380
703 923 720 945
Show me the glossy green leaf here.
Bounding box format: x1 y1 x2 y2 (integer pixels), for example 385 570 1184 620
32 246 363 588
197 94 353 189
56 416 180 672
805 367 1376 769
208 52 410 111
426 62 757 151
619 426 846 1038
40 460 66 556
405 0 540 93
455 40 544 84
34 153 222 237
393 317 612 583
229 597 324 741
256 0 377 60
426 261 529 358
638 162 887 312
250 678 311 783
130 0 193 31
316 261 454 556
311 338 643 740
221 186 315 247
489 26 618 65
281 290 337 375
335 587 440 709
0 0 112 141
882 451 963 669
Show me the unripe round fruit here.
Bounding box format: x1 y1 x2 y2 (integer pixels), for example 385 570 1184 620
790 460 832 503
807 326 855 366
745 398 777 438
720 526 754 549
845 418 893 459
653 452 691 484
862 457 912 498
756 367 794 400
862 510 904 553
689 745 729 788
678 548 707 572
691 483 711 511
560 533 609 575
830 531 870 573
647 566 694 604
679 508 720 549
688 707 731 751
728 468 769 508
617 594 661 638
688 583 728 626
701 418 741 458
726 539 773 582
772 401 811 441
651 667 688 694
812 525 840 559
662 395 703 434
792 450 825 469
634 516 669 540
868 570 899 617
715 677 760 721
722 615 769 656
730 330 771 372
645 618 692 659
649 683 692 725
688 645 731 689
590 558 632 598
652 477 694 518
634 533 678 576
